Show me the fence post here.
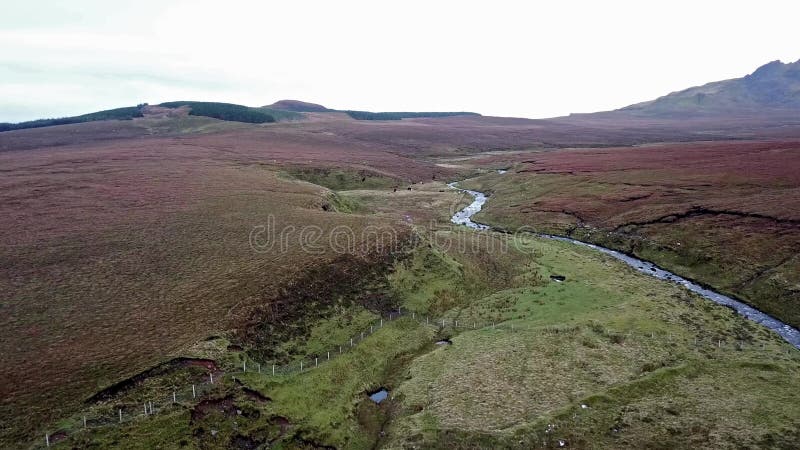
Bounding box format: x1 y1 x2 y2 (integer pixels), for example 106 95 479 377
119 409 122 423
361 332 364 340
258 363 261 373
315 357 318 367
412 312 415 319
371 325 373 333
300 361 303 372
273 364 275 376
192 384 196 398
83 416 87 428
350 338 354 347
339 345 342 354
455 320 458 328
210 373 214 384
426 316 429 325
243 359 247 372
442 319 445 327
144 403 148 416
381 318 383 327
173 391 176 403
46 433 49 447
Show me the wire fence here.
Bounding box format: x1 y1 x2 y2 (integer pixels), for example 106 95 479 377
36 308 799 448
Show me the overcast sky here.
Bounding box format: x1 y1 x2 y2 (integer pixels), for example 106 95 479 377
1 0 798 122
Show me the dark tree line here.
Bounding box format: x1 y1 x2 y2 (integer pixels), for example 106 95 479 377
342 110 480 120
0 106 144 132
159 101 275 123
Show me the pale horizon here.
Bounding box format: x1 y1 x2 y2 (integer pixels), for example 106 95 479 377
2 0 799 122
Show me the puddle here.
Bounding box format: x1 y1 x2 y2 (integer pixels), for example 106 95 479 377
368 389 389 404
550 275 566 282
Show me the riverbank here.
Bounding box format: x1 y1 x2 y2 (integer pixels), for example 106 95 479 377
449 176 800 349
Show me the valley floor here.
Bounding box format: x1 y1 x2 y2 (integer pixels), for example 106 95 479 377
37 179 800 449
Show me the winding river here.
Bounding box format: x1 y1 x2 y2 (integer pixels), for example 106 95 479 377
448 180 800 349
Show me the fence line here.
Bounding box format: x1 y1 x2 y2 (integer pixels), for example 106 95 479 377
36 309 798 447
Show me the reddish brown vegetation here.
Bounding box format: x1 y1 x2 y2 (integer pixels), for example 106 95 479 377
466 140 800 329
2 110 800 445
0 122 440 443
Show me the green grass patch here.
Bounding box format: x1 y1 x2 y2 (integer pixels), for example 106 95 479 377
239 318 436 449
285 167 399 191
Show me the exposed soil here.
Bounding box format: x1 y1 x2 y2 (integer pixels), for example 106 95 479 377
241 387 271 404
49 430 68 444
191 394 237 422
229 434 263 449
234 239 417 361
86 358 218 403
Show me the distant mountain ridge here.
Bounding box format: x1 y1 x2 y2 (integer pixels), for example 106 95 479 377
617 59 800 117
3 59 799 133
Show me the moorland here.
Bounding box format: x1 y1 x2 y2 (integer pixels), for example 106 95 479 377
2 60 800 449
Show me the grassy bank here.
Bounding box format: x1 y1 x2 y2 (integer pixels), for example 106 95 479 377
458 161 800 331
32 181 800 449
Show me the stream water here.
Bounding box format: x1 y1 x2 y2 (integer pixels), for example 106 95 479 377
448 180 800 349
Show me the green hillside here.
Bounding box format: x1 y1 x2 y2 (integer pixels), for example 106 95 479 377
158 101 275 123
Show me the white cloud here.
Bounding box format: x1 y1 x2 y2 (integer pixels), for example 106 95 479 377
1 0 799 122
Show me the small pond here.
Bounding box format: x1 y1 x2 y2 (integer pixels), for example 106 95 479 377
368 389 389 404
